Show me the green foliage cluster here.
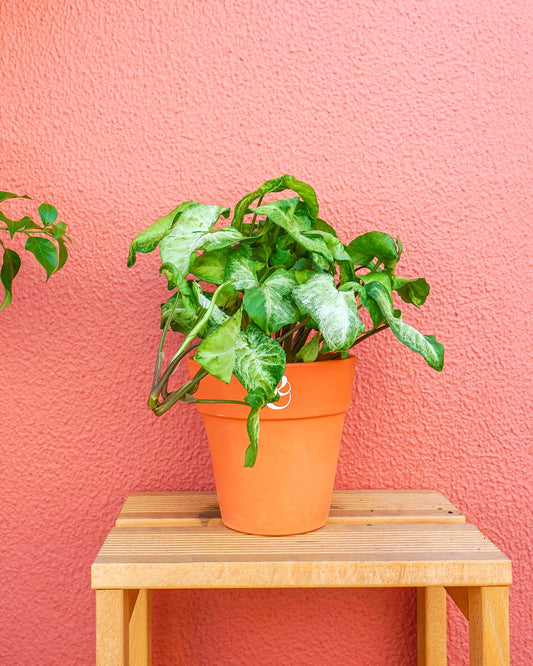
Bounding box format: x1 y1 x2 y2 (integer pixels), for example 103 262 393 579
0 192 71 311
129 176 444 466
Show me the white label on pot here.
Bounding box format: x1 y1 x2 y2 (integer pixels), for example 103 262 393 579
266 375 292 410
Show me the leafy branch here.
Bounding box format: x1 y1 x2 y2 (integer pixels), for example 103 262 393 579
0 191 71 311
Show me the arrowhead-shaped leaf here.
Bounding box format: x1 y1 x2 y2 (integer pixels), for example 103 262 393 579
194 309 242 383
224 247 258 290
128 200 197 267
159 204 230 278
191 249 228 284
201 226 245 251
243 268 299 334
347 231 400 271
293 273 365 351
234 324 285 400
0 248 21 310
25 237 58 280
250 198 334 263
393 277 430 308
365 281 444 371
232 174 319 231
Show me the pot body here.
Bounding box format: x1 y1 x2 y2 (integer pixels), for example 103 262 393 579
189 356 356 535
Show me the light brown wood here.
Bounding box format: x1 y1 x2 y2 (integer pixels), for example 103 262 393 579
446 586 469 619
95 589 129 666
92 522 511 590
116 490 465 527
127 589 151 666
468 586 510 665
417 587 447 666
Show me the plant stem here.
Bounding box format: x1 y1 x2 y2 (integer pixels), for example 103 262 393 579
153 368 208 416
249 195 264 236
276 317 311 343
352 323 390 346
184 398 250 406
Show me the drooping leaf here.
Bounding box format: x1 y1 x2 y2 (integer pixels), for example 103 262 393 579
243 268 299 334
38 203 58 226
232 175 319 231
224 247 258 290
249 198 334 263
0 248 21 310
25 236 58 280
293 273 366 351
365 281 444 371
295 333 320 362
359 271 392 294
393 277 430 308
160 290 200 334
243 393 266 468
339 280 385 329
194 309 242 383
347 231 400 271
191 249 227 284
0 192 23 203
159 204 230 279
233 324 285 400
56 237 69 272
128 200 197 267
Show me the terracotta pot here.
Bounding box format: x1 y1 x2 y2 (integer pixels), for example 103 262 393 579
188 356 356 535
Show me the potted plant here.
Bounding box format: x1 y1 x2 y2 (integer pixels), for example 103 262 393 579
0 191 71 311
128 175 443 535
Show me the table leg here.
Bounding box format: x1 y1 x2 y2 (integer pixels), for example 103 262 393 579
417 586 447 665
95 589 129 665
127 589 152 666
468 586 510 665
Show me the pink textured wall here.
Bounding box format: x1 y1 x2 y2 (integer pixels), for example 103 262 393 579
1 1 531 664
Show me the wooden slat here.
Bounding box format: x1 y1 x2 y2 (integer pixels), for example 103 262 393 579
92 523 511 590
417 587 447 665
116 490 464 527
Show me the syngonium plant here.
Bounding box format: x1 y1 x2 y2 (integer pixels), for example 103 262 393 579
0 191 71 310
128 175 444 467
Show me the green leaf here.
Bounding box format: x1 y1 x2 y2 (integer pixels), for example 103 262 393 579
160 290 200 334
243 268 299 335
0 248 21 311
38 203 58 226
243 396 265 468
127 200 197 267
365 281 444 371
159 204 230 278
250 198 334 263
270 247 296 269
393 277 430 308
51 221 67 240
190 249 227 284
347 232 400 271
234 324 285 400
295 333 320 362
303 229 351 261
293 273 365 351
194 309 242 383
0 211 34 239
224 247 258 290
56 237 69 272
201 226 245 251
360 271 392 293
25 236 58 280
191 282 230 328
0 191 22 203
232 175 319 231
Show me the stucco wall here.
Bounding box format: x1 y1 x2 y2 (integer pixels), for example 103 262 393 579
1 1 531 664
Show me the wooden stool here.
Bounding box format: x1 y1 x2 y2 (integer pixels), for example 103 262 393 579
92 491 511 665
